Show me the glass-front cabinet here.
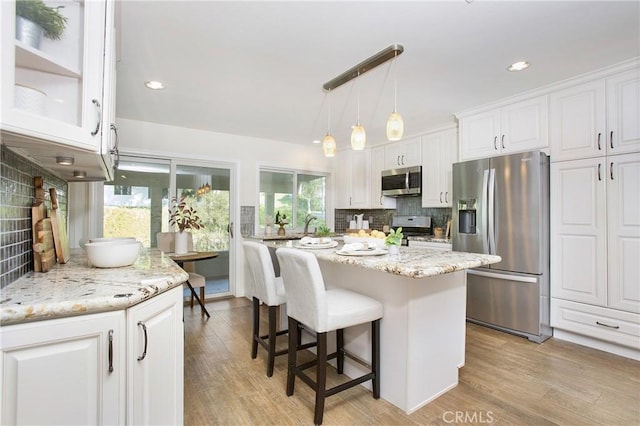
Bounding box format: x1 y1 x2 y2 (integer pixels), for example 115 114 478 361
0 0 116 179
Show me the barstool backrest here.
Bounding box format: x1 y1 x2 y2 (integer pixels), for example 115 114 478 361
243 241 282 306
276 248 328 332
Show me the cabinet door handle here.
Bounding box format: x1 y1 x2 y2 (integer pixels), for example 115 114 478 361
397 155 401 166
401 154 405 165
493 136 498 150
439 192 443 203
597 132 601 150
501 134 505 149
137 321 148 361
91 99 102 136
596 321 620 330
445 192 449 203
597 163 602 181
610 162 614 180
109 124 120 169
610 131 614 150
379 195 383 205
108 329 114 373
227 221 234 238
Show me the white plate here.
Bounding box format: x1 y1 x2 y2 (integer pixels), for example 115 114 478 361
335 248 389 256
295 241 338 249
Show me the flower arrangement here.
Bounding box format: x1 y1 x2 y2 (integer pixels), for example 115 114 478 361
315 222 331 237
275 210 288 226
385 227 404 246
169 196 203 232
16 0 68 40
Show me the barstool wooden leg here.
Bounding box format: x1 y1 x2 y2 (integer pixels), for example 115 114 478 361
286 316 298 396
267 305 277 377
251 297 260 359
315 332 328 425
372 319 380 399
200 287 206 316
336 328 344 374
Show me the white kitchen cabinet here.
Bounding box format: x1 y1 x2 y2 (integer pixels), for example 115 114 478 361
421 128 457 207
0 0 115 179
459 96 548 161
0 311 126 425
336 148 371 209
384 136 422 169
550 69 640 162
127 286 184 426
370 146 396 209
551 153 640 327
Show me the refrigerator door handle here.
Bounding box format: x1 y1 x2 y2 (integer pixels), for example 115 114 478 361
481 169 490 254
488 168 497 255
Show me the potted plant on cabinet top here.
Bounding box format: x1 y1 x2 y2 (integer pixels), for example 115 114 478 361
169 196 203 254
385 227 403 255
16 0 68 49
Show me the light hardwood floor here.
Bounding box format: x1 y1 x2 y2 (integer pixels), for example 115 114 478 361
184 298 640 425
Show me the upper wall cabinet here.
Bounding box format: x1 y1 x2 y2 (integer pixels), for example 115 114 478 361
458 96 549 161
335 149 371 209
422 128 457 208
370 146 396 209
549 69 640 162
384 137 422 169
0 0 113 157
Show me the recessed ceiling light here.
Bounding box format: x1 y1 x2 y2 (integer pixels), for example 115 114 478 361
507 61 530 72
144 80 165 90
56 156 74 166
312 139 321 144
73 171 87 179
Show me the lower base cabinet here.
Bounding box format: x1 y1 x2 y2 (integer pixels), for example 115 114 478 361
0 286 184 425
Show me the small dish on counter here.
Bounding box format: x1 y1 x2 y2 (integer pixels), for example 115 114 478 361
296 237 338 249
84 238 141 268
336 247 389 256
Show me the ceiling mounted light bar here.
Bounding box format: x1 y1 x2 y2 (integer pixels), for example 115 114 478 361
323 44 404 92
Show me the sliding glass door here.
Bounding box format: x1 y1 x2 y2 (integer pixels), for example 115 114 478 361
104 155 235 299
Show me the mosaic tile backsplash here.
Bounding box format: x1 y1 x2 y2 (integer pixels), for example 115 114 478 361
1 145 67 288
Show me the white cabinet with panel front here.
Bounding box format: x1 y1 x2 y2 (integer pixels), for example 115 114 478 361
127 286 184 425
458 96 548 161
0 0 116 179
384 136 422 168
421 127 457 207
0 311 126 425
335 148 371 209
551 153 640 352
549 69 640 162
370 146 396 209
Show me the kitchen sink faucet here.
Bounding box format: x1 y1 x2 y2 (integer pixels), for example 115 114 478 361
303 214 317 235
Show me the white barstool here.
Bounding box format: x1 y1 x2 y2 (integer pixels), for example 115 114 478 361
243 241 289 377
276 247 383 425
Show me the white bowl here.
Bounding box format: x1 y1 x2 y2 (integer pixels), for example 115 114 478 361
84 240 141 268
343 235 386 249
88 237 137 243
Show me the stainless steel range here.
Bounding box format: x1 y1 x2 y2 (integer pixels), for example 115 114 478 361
391 215 431 246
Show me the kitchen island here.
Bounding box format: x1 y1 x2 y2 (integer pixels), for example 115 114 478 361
267 241 501 414
0 248 188 425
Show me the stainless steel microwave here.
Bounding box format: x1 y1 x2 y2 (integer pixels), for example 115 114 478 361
381 166 422 197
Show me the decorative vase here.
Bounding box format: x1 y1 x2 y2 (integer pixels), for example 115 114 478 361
15 16 44 49
174 231 189 254
265 225 272 236
277 224 286 236
387 244 400 255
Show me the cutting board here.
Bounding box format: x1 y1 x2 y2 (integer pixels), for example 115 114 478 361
31 177 46 272
49 188 70 263
34 218 56 272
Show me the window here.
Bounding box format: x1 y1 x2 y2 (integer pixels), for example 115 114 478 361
259 169 327 230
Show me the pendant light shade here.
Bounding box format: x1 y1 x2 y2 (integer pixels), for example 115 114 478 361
322 133 336 157
386 111 404 141
351 124 366 150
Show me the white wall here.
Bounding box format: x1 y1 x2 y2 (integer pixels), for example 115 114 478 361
114 118 336 297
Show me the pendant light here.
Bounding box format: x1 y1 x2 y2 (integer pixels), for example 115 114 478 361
322 92 336 157
350 73 366 150
386 53 404 141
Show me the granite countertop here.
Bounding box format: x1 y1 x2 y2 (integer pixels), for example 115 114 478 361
406 235 452 244
1 248 189 325
270 240 501 279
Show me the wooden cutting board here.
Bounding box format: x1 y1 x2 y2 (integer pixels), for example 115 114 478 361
49 188 70 263
34 218 56 272
31 176 46 272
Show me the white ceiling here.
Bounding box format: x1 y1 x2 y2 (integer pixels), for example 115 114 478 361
116 1 640 150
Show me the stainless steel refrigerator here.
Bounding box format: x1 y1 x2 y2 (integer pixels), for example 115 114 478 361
452 150 551 342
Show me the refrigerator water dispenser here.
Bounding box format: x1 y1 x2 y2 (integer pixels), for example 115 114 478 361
457 199 477 234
